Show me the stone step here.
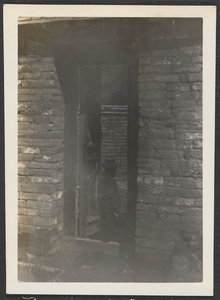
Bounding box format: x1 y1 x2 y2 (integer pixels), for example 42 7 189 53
63 236 120 256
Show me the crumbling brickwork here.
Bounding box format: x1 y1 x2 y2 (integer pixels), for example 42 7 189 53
136 45 203 280
18 56 65 255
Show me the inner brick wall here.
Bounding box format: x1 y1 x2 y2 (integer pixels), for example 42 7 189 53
18 55 65 255
101 105 128 212
136 44 203 279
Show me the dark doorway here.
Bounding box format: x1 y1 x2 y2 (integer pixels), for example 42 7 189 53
54 23 139 262
74 62 138 264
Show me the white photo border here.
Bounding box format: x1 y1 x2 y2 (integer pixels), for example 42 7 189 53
4 4 216 296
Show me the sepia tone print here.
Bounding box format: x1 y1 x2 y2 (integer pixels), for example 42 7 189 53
17 17 203 283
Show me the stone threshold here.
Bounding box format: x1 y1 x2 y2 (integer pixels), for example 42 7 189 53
63 236 120 256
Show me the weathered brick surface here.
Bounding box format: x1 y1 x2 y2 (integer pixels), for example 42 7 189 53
18 55 65 255
136 44 202 275
101 105 128 212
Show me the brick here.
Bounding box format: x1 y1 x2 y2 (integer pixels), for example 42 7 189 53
139 128 175 140
195 199 203 207
140 100 171 110
188 64 202 72
180 45 202 56
188 160 202 176
169 160 189 177
29 124 54 131
18 100 54 111
154 74 180 83
183 208 202 218
18 115 35 122
53 191 63 200
25 216 58 227
138 159 161 173
18 94 43 102
192 83 202 91
139 65 172 74
19 72 42 80
39 209 58 218
18 122 30 131
168 91 200 101
174 110 202 121
181 216 202 225
178 83 190 92
136 43 203 263
192 56 202 63
189 123 203 132
140 108 171 120
155 150 184 159
21 79 58 89
138 182 164 196
32 153 63 163
157 206 184 215
18 215 31 226
193 140 203 149
186 149 202 160
18 56 54 64
18 131 63 140
136 212 158 227
139 91 167 101
21 147 41 154
36 115 64 124
139 56 172 66
139 146 154 158
19 168 57 177
39 147 63 155
165 187 202 199
29 176 61 184
18 224 36 234
188 73 202 82
171 99 199 110
21 183 55 194
18 207 38 216
152 48 180 57
196 179 202 189
164 178 196 189
18 138 63 147
160 214 181 223
137 195 162 204
152 140 175 150
18 63 56 73
41 71 58 80
173 55 192 66
18 87 62 96
139 83 166 91
173 198 196 207
18 154 33 162
18 55 64 248
181 132 202 140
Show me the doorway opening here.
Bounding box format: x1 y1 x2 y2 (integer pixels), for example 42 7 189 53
57 46 139 262
74 62 138 262
77 65 130 242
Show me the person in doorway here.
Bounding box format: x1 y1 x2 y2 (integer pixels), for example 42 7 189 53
99 159 121 242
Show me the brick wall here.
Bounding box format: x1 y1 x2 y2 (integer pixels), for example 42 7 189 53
101 105 128 212
136 45 202 280
18 56 65 255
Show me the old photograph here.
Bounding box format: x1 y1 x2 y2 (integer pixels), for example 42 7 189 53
4 4 216 296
